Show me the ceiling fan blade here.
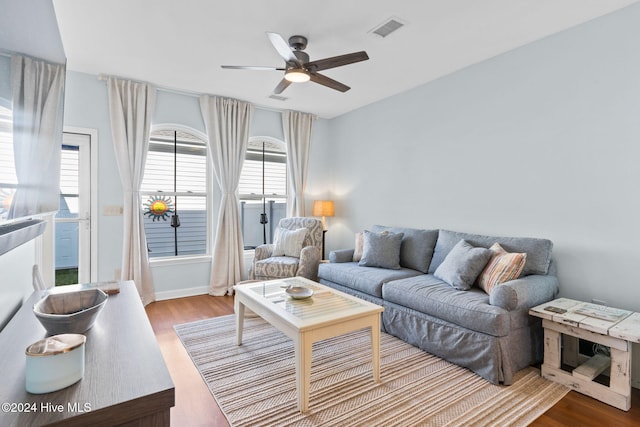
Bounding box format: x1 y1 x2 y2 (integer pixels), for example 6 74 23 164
310 73 350 92
306 51 369 72
273 78 292 94
221 65 285 71
266 32 298 64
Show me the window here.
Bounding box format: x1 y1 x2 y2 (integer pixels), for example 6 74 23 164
141 129 208 258
239 137 286 249
0 104 16 222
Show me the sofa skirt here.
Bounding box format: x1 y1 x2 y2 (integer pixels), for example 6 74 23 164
320 278 543 384
382 301 543 385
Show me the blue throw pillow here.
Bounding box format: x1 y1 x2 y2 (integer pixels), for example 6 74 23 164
358 230 404 269
434 239 492 290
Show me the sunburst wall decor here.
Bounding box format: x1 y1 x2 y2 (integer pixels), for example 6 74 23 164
143 194 175 221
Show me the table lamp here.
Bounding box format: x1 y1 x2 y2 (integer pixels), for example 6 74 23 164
312 200 334 259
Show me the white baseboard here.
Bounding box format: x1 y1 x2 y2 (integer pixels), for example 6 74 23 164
154 286 210 301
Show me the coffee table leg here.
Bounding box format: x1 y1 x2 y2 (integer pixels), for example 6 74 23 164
371 316 381 382
295 333 312 412
235 299 245 346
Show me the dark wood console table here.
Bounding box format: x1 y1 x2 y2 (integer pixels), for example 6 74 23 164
0 281 175 426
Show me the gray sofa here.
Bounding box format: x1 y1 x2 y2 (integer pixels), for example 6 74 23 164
318 225 559 385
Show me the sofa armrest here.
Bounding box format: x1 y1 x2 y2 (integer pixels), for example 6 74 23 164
297 246 322 281
490 274 559 311
329 249 355 263
254 244 274 262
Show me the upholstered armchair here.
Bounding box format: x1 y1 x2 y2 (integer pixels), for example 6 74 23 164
250 217 323 282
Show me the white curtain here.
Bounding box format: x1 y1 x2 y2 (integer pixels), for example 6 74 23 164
10 55 65 219
106 77 156 305
282 110 316 217
200 95 253 296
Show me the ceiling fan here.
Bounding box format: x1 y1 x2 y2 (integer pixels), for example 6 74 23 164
221 32 369 94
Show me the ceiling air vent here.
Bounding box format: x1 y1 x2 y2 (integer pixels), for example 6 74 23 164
370 17 406 38
269 94 288 101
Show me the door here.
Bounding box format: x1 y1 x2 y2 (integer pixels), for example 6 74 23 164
54 132 91 285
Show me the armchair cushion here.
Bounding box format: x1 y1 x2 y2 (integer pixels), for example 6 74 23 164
253 244 274 262
249 217 323 282
273 227 308 258
253 256 300 279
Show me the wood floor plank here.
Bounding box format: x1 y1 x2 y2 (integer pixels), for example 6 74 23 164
145 294 640 426
146 295 234 427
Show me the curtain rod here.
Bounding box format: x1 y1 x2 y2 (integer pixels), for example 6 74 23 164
98 74 199 98
97 73 284 114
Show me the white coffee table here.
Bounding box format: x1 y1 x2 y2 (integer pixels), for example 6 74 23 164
234 277 384 412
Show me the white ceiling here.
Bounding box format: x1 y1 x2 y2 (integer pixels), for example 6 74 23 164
53 0 637 119
0 0 65 63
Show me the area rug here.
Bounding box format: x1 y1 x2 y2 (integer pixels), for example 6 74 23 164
174 315 569 427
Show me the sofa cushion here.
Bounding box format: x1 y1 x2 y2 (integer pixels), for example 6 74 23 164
372 225 438 273
318 262 422 298
428 230 553 276
434 240 493 290
382 275 512 337
359 230 404 269
352 231 364 262
477 243 527 295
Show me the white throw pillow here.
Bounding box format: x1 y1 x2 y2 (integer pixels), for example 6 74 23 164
272 227 308 258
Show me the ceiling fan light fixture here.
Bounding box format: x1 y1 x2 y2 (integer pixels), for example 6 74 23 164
284 68 310 83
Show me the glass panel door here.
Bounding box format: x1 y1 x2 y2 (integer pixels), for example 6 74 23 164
55 133 91 285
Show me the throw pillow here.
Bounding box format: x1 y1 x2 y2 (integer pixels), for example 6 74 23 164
272 227 308 258
358 230 404 269
477 243 527 294
434 239 493 290
352 231 364 262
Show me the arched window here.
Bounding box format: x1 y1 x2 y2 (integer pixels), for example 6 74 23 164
141 127 209 258
239 136 286 249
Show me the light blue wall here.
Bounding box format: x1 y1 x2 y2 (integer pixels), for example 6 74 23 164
318 5 640 386
63 72 321 295
154 90 205 133
323 4 640 313
63 71 121 281
251 108 284 140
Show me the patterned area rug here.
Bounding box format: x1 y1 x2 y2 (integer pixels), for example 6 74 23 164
174 315 569 427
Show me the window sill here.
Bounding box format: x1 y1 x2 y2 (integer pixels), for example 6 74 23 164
149 254 211 267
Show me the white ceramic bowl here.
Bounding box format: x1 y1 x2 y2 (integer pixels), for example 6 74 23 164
33 289 108 335
285 286 314 299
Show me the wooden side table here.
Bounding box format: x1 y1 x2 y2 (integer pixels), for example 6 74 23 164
530 298 640 411
0 281 175 426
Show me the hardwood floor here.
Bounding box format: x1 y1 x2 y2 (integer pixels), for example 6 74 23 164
146 294 234 427
145 294 640 426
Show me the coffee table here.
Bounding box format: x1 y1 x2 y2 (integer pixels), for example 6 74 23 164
234 277 384 412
